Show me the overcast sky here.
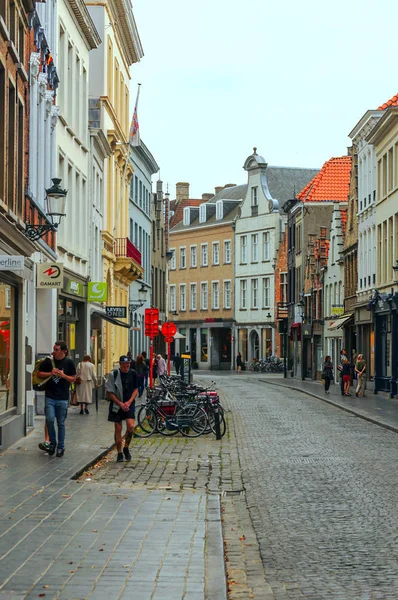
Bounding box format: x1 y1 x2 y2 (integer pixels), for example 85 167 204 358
131 0 398 199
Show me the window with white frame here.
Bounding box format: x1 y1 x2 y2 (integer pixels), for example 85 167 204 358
212 242 220 265
280 272 287 304
169 285 176 312
224 280 232 309
212 281 220 309
251 234 258 262
263 231 270 260
251 278 258 308
201 243 208 266
190 245 197 268
199 204 206 223
240 279 247 309
241 235 247 263
170 249 176 270
179 284 186 311
179 247 186 269
224 240 231 263
190 283 197 310
216 200 223 220
201 282 208 310
262 277 270 307
251 186 258 206
183 207 190 226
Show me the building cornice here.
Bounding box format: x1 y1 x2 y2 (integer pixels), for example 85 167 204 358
67 0 101 49
108 0 143 66
367 107 398 146
131 140 159 175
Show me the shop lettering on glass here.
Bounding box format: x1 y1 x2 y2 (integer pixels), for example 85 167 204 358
36 263 64 288
105 306 127 319
0 255 24 271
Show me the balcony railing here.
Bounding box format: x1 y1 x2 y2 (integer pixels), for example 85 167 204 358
114 238 141 265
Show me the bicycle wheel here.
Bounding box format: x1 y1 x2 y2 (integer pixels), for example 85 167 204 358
177 404 207 438
157 412 180 436
206 406 226 437
135 406 157 438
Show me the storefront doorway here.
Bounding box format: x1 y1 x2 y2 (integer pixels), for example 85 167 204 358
0 281 16 416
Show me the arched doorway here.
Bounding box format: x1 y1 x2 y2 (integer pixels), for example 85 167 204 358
249 330 259 361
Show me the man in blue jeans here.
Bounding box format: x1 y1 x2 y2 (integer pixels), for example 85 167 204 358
38 341 76 457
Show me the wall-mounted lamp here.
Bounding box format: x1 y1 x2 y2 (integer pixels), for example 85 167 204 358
24 178 68 241
129 283 148 313
171 310 179 317
393 259 398 283
298 300 305 319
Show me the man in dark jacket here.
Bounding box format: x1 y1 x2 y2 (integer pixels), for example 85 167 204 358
173 353 182 375
106 355 138 462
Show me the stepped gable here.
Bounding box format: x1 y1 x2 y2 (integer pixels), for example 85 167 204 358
297 156 351 203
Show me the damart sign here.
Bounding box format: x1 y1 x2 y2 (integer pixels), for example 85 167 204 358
0 255 24 271
36 263 64 288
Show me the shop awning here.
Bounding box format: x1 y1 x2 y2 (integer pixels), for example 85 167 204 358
91 310 131 329
328 314 353 331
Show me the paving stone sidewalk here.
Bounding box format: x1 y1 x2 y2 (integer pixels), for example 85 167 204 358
259 374 398 433
0 392 271 599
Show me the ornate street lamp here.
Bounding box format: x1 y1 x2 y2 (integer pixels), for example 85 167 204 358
24 178 68 241
129 283 148 313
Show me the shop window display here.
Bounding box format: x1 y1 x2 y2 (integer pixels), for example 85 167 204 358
0 283 15 414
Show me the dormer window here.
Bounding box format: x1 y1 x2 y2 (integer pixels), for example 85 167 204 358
216 200 223 220
199 204 206 223
183 207 190 226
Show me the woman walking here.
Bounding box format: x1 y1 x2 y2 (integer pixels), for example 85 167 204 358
156 354 166 380
76 355 97 414
355 354 367 397
342 356 352 397
322 355 334 394
236 352 243 373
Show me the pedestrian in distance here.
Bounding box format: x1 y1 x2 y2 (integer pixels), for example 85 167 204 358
342 356 352 396
322 355 334 394
76 355 98 415
141 350 150 389
135 354 147 398
126 351 136 371
173 352 182 375
355 354 367 397
106 355 138 462
156 354 166 380
337 348 348 396
37 341 76 457
236 351 243 373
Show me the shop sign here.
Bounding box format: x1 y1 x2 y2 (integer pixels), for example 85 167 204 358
37 263 63 288
88 282 108 302
331 305 344 316
0 255 24 271
106 306 127 319
65 279 84 297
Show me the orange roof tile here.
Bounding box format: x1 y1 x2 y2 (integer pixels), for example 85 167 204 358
296 156 351 203
378 93 398 110
170 198 202 228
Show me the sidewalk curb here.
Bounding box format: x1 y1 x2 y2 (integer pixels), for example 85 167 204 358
260 379 398 435
70 442 115 480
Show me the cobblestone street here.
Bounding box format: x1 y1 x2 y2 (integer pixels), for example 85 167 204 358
217 372 398 599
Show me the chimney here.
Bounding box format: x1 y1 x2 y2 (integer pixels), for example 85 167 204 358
224 183 236 188
176 182 189 203
215 186 223 195
202 193 214 201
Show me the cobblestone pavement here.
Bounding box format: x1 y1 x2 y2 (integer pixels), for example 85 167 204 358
212 372 398 599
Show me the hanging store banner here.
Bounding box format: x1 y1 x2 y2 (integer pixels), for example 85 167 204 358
106 306 127 319
36 263 64 288
88 282 108 302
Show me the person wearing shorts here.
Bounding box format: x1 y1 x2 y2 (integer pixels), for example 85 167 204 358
106 355 138 462
342 357 352 396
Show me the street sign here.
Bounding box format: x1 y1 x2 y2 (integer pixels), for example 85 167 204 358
161 322 177 338
37 263 63 288
106 306 127 319
145 308 159 337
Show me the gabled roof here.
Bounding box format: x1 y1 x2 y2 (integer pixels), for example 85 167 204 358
297 156 351 203
378 93 398 110
170 199 202 228
340 207 348 236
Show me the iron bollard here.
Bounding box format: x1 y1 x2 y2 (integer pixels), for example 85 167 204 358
214 405 221 440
